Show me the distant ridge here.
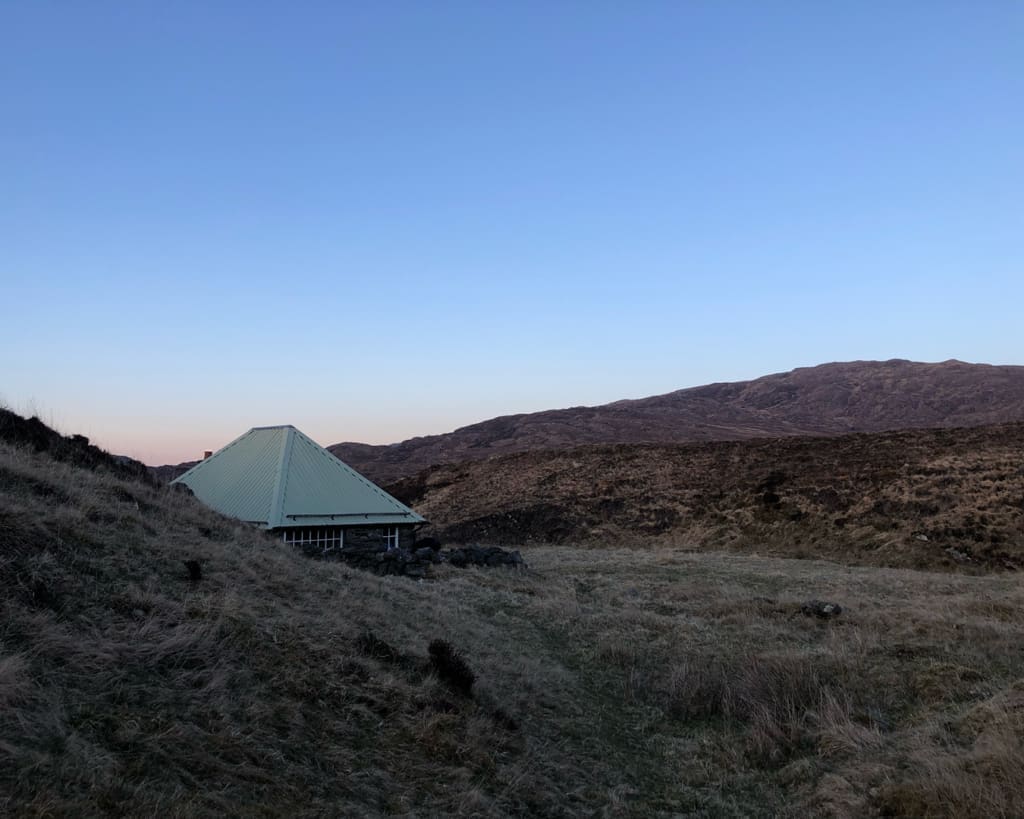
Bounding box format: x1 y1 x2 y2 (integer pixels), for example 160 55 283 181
327 359 1024 483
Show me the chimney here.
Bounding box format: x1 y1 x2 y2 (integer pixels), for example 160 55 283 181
203 450 213 460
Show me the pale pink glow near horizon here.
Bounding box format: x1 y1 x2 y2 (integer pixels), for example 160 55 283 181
25 384 641 466
6 387 625 466
15 356 1020 466
97 424 410 466
71 414 476 467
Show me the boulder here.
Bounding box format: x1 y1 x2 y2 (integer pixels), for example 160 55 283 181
800 600 842 619
414 546 437 562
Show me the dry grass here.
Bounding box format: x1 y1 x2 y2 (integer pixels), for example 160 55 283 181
391 422 1024 571
4 438 1024 816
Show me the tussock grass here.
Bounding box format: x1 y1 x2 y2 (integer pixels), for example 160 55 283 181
3 434 1024 816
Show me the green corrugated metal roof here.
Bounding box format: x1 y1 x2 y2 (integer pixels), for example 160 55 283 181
171 425 425 529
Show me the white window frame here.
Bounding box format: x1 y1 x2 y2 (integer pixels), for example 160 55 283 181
281 527 344 553
383 526 400 550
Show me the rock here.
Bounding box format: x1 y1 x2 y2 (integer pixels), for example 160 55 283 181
800 600 842 619
414 546 436 562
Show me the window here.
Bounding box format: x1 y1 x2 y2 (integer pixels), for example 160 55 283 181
282 527 344 553
383 527 400 550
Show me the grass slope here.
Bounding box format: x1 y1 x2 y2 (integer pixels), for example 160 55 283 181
3 426 1024 816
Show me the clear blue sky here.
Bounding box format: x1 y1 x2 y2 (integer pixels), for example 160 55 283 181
2 2 1021 464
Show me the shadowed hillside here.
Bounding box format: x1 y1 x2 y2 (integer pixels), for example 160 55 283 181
5 411 1024 816
328 360 1024 483
0 408 152 483
0 416 603 815
388 422 1024 570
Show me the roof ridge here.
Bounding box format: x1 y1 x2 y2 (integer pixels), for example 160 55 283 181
267 426 295 528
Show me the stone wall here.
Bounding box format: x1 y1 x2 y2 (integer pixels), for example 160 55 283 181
315 542 525 578
342 524 416 550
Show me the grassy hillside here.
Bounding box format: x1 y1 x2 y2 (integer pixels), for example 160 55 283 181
4 422 1024 816
390 422 1024 570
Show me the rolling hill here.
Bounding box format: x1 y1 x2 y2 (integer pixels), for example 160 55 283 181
329 359 1024 483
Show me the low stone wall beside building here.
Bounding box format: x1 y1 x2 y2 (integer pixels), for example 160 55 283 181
342 524 417 551
294 535 525 578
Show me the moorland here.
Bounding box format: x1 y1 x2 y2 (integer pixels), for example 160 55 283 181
389 421 1024 571
3 377 1024 816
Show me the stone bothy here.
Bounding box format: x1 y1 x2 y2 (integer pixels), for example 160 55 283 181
171 425 425 552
